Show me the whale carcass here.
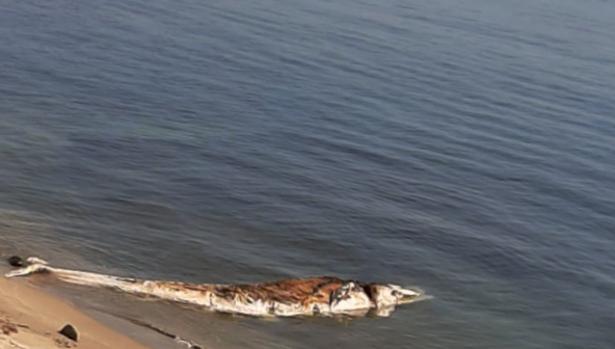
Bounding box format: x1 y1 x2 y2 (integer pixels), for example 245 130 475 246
5 257 425 318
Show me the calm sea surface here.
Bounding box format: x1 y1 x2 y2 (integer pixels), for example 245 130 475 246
1 0 614 348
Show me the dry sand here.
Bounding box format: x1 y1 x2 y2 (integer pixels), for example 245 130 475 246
0 276 152 349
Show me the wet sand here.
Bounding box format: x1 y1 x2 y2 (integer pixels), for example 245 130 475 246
0 276 152 349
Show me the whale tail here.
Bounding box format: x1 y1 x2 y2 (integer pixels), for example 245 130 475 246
5 256 50 278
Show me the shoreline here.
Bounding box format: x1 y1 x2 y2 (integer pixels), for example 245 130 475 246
0 275 152 349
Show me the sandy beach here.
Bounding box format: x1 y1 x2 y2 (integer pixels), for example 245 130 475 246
0 276 151 349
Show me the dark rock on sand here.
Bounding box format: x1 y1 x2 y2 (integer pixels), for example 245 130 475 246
7 256 24 267
59 324 78 342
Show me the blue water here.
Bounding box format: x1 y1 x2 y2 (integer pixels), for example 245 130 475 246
1 0 614 348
